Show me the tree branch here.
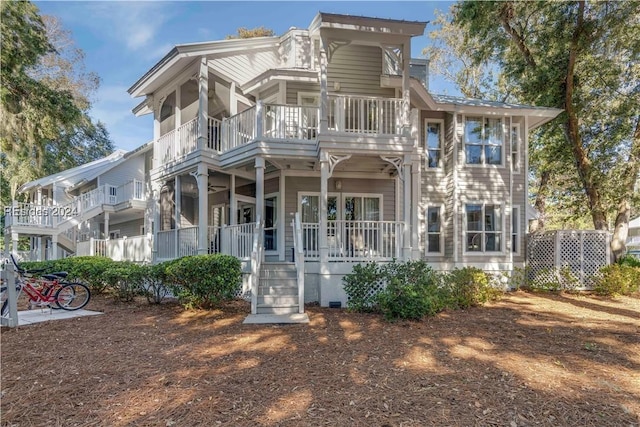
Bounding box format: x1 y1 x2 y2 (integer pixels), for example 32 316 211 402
499 2 537 69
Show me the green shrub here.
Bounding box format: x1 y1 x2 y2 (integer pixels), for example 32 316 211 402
140 261 175 304
166 254 241 309
376 261 443 321
103 262 146 302
18 256 115 294
342 262 384 312
593 264 640 296
618 254 640 268
441 267 501 309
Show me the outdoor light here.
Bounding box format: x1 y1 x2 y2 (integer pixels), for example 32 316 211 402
335 180 342 190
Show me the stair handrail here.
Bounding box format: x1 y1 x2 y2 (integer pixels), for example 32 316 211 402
250 215 264 315
292 212 305 314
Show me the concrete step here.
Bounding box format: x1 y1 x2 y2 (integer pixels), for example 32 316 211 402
258 285 298 296
258 295 298 306
258 277 297 287
256 304 299 315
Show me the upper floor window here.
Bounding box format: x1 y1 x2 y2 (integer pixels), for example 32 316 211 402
425 120 443 169
465 117 503 165
511 124 521 173
465 203 502 253
426 205 443 254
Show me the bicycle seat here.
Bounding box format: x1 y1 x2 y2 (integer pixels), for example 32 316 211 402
50 272 68 278
42 274 60 281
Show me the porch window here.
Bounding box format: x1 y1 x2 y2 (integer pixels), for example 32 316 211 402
511 124 521 173
425 120 443 169
465 116 503 165
465 203 502 252
299 193 338 254
512 206 520 254
426 205 443 254
343 195 381 221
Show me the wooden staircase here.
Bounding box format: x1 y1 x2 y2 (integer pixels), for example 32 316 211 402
256 262 300 315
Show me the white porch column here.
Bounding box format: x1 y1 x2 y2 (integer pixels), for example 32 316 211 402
51 234 58 260
411 159 421 259
197 164 208 255
174 175 181 258
152 183 161 262
11 232 19 259
402 42 411 133
403 156 412 259
153 97 161 169
104 212 110 239
279 172 286 261
229 82 237 116
36 188 42 205
319 152 329 263
197 58 209 150
255 157 265 223
319 38 329 134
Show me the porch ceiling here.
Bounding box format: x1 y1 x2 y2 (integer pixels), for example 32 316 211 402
266 156 402 177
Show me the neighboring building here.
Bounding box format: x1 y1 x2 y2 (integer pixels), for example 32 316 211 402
4 13 562 314
628 216 640 249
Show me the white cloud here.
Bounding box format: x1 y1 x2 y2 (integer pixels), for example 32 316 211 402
86 2 170 52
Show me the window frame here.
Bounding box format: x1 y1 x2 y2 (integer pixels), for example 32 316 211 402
425 204 444 255
463 115 505 167
511 123 521 174
264 192 279 254
424 118 445 170
463 202 505 254
511 205 521 255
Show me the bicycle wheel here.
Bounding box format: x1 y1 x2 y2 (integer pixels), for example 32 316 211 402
42 283 63 310
55 283 90 311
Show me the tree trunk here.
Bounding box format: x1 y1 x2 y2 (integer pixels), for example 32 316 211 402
531 170 550 232
611 200 631 261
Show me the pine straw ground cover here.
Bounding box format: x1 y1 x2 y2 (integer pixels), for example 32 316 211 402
1 292 639 427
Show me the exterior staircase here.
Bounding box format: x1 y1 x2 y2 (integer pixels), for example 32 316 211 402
256 262 300 315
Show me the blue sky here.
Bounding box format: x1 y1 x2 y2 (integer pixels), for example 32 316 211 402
35 1 457 152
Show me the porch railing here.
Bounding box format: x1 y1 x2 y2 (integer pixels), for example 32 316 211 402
221 107 257 151
301 220 404 261
116 180 145 204
208 226 223 254
223 223 254 260
328 95 403 135
262 104 319 140
155 116 221 164
178 226 199 257
156 229 177 260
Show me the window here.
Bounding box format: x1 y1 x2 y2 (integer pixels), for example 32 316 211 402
425 120 443 169
512 206 520 254
343 195 381 221
465 116 504 165
465 203 502 252
511 124 521 173
426 205 443 254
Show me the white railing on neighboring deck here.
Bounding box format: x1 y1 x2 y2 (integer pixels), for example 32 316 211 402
116 180 145 203
76 235 151 262
292 213 305 314
156 230 177 260
4 202 54 227
250 216 264 315
301 222 320 260
178 226 198 257
328 95 403 135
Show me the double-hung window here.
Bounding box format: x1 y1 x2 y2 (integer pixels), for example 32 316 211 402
466 203 503 252
512 206 520 254
425 120 443 169
511 124 521 173
465 117 504 165
426 205 443 254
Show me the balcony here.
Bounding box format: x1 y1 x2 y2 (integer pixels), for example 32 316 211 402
153 95 407 165
4 180 146 229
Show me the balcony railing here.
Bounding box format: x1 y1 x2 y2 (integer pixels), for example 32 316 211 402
76 235 152 262
153 95 406 163
5 181 147 229
302 220 404 261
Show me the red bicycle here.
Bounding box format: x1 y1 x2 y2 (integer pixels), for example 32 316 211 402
1 256 91 316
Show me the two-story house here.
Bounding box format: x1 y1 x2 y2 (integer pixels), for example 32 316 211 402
5 13 562 316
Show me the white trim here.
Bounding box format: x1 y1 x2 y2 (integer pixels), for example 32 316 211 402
341 193 384 221
109 230 121 240
297 92 320 106
264 192 279 255
462 115 506 167
297 191 341 220
424 118 444 170
425 204 444 255
462 201 505 255
210 203 226 226
278 172 285 261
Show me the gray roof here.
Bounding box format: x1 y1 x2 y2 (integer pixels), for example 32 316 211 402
432 94 561 111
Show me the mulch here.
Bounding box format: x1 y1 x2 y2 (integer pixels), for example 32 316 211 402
1 291 639 426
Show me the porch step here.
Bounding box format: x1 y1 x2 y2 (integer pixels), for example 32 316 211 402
257 295 298 305
256 304 299 315
258 285 298 296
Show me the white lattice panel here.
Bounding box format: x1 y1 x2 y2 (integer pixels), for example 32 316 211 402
527 230 610 289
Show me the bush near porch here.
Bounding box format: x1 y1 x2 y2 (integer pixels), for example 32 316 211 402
343 260 502 321
17 254 242 307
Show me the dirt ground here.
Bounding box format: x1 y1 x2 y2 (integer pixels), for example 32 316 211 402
1 291 639 427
